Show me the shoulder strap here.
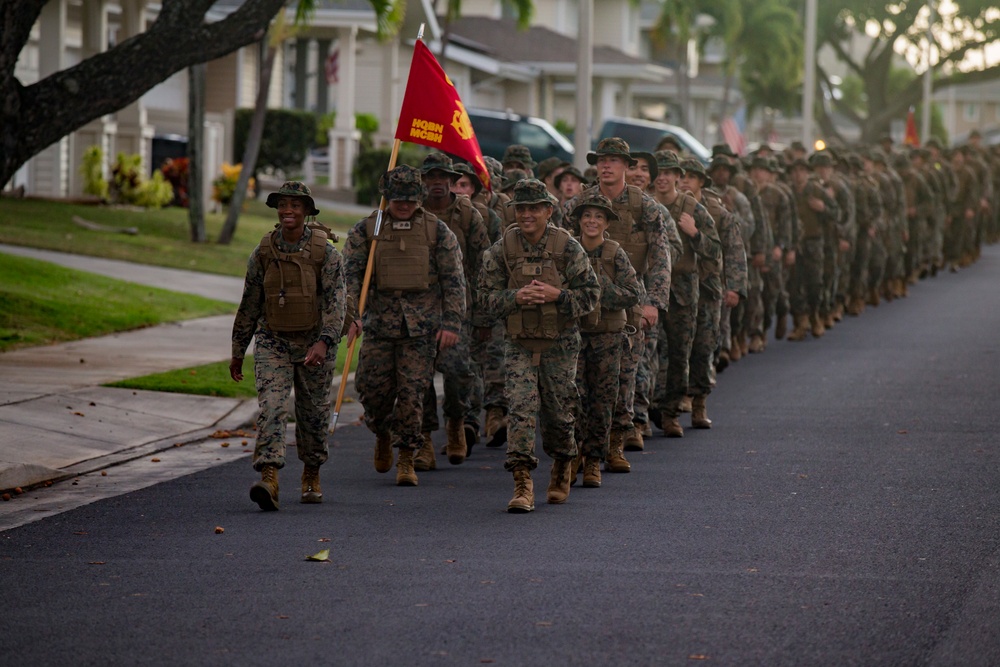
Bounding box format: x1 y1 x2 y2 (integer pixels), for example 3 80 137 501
257 231 275 266
455 195 473 232
626 185 644 221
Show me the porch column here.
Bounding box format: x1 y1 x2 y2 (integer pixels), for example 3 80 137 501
71 0 116 196
294 38 310 109
315 38 332 115
115 0 154 172
328 26 359 191
31 0 70 197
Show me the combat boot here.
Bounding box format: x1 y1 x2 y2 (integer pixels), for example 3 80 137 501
546 459 572 504
300 465 322 504
445 418 466 465
640 421 652 438
484 407 504 439
605 430 631 473
824 312 835 329
396 448 418 486
740 336 750 357
582 457 602 488
374 432 393 473
774 314 788 340
665 417 684 438
832 303 845 321
867 287 880 307
624 425 644 451
691 395 712 429
729 335 742 362
786 315 809 341
463 422 479 458
847 297 864 316
413 433 436 471
716 349 730 372
250 464 280 511
748 335 765 353
570 453 583 487
811 312 825 338
507 467 534 513
679 396 693 413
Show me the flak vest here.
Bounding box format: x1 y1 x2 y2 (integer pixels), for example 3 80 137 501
698 190 727 285
577 238 628 334
667 191 700 274
502 225 572 353
794 180 825 239
437 195 473 274
258 225 330 333
581 184 648 275
364 209 438 294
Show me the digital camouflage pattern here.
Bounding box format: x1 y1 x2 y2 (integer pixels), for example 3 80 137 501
265 180 320 216
379 164 427 202
502 144 536 170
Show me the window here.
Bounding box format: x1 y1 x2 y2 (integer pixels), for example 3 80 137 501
963 103 980 122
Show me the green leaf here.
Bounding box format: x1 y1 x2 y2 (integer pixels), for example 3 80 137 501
305 549 331 562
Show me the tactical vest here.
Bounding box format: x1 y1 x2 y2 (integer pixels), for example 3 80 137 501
497 192 517 232
364 209 438 294
502 225 572 351
667 192 699 273
578 238 628 334
440 195 474 272
582 184 648 274
794 181 824 239
698 191 727 282
258 226 329 333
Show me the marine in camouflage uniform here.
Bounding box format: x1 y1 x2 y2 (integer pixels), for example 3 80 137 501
503 144 564 228
562 138 673 461
478 179 600 512
911 148 947 276
771 160 803 338
948 148 981 269
749 156 793 348
845 154 883 316
893 153 933 287
865 151 896 306
650 151 722 438
343 165 467 487
810 152 855 327
680 158 747 428
418 153 490 466
571 194 644 487
231 181 347 511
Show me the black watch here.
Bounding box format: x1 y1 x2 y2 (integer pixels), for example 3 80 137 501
556 290 568 306
318 335 334 347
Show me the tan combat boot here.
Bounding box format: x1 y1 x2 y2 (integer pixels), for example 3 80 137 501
867 287 880 307
250 464 280 511
582 457 602 488
605 430 631 473
547 459 572 504
413 433 437 472
484 407 504 439
786 314 809 341
811 312 825 338
624 425 644 452
640 421 653 437
396 448 418 486
570 453 583 487
774 314 787 340
445 418 467 465
691 395 712 429
300 465 322 504
832 303 844 321
679 396 693 413
730 335 743 361
374 432 393 473
665 417 684 438
507 466 534 513
748 335 765 353
824 311 835 329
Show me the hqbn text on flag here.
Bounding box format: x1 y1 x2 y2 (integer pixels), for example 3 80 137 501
409 118 444 144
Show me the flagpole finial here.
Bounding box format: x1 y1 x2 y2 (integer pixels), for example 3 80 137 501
417 23 425 41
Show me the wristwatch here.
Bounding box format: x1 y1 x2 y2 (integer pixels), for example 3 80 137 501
556 290 568 306
318 335 334 347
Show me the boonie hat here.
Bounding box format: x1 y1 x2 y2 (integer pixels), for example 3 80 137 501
587 137 637 166
266 181 320 216
421 152 460 177
654 150 683 173
502 145 536 169
507 179 554 206
571 193 619 222
554 166 587 189
680 158 712 188
379 165 427 201
629 151 659 181
451 162 484 195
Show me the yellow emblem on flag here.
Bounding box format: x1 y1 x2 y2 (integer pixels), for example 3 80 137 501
451 101 475 141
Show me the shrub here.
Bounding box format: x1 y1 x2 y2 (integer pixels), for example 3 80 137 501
233 108 317 178
80 145 109 200
212 163 255 206
108 152 174 209
160 157 189 207
353 143 429 207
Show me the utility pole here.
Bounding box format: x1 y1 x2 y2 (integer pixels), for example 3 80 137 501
574 0 593 171
802 0 817 150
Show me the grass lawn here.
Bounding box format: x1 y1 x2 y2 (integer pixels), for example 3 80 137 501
0 254 237 351
104 341 360 398
0 198 359 278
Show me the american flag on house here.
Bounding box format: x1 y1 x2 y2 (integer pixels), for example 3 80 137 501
720 105 748 156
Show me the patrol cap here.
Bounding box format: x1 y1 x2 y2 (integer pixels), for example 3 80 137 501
266 181 320 216
379 165 427 202
508 178 554 206
537 156 566 182
712 143 737 159
421 152 460 177
452 162 484 195
502 144 536 169
502 168 529 192
680 157 712 187
571 193 619 222
654 149 684 173
587 137 637 166
808 152 834 168
707 155 737 175
554 166 587 189
629 150 659 181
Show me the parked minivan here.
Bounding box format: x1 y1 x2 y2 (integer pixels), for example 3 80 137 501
467 108 575 164
595 117 711 163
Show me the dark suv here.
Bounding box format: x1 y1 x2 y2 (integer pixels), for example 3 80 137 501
467 108 575 164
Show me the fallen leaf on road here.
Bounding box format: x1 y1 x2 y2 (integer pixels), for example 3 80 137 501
535 621 553 627
150 458 161 462
214 526 225 534
276 615 289 619
221 442 230 448
89 402 96 406
688 655 709 661
101 471 107 476
2 494 10 501
73 531 87 535
305 549 330 562
897 430 908 434
445 559 457 563
73 412 85 417
318 538 331 542
88 561 106 565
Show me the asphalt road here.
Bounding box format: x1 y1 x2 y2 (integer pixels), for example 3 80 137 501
3 250 1000 666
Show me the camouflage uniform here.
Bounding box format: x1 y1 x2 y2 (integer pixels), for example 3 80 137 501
787 159 838 326
894 153 933 284
478 180 600 472
418 154 491 441
572 196 645 461
751 157 793 339
562 138 673 438
343 166 467 455
231 183 347 473
846 156 883 314
809 153 855 320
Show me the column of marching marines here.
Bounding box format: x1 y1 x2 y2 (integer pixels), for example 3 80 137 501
232 132 999 513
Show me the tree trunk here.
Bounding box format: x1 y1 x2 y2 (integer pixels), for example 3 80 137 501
187 63 207 243
218 38 278 245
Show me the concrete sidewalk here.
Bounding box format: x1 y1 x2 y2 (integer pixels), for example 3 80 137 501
0 245 363 492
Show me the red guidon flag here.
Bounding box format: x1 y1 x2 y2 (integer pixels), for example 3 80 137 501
904 107 920 147
394 40 490 190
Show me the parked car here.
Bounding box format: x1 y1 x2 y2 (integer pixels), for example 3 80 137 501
595 117 711 163
467 108 575 164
